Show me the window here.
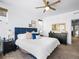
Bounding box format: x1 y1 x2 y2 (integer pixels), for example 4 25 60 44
0 7 8 17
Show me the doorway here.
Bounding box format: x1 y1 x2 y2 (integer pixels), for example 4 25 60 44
71 19 79 43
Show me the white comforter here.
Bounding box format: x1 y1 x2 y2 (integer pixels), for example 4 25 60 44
15 37 60 59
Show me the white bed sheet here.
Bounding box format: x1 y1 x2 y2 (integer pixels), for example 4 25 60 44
15 37 60 59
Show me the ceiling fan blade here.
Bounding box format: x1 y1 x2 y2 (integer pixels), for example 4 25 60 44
35 6 46 9
43 0 48 5
50 0 61 6
49 6 56 10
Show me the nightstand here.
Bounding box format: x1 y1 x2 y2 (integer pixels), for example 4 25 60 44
3 39 17 55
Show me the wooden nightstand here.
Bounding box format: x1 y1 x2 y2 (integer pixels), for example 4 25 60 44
3 39 17 55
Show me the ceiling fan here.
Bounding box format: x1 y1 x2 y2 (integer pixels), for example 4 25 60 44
36 0 61 13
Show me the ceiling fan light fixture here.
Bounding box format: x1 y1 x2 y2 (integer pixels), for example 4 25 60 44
45 6 50 11
36 0 61 13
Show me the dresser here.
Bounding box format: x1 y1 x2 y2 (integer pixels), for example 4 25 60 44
0 39 3 54
49 32 67 44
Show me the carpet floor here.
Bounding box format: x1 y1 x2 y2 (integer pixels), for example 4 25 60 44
0 38 79 59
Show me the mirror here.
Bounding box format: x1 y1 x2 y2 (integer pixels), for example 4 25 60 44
52 23 66 32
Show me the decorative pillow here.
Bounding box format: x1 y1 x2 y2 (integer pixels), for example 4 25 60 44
36 35 40 39
32 34 36 39
17 34 26 39
25 32 32 39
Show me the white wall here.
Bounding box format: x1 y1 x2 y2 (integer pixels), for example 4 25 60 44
43 10 79 45
8 7 30 29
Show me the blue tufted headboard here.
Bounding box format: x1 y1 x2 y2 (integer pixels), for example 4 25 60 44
15 27 37 40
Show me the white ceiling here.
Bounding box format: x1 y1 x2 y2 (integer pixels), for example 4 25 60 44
1 0 79 19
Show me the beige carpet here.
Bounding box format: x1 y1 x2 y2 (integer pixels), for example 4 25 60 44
0 38 79 59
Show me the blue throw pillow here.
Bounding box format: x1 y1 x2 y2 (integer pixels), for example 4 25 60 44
32 34 36 39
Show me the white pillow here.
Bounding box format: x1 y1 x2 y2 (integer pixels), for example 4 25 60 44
36 35 40 39
17 34 26 39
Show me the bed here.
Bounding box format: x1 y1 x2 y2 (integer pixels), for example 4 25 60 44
15 28 60 59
